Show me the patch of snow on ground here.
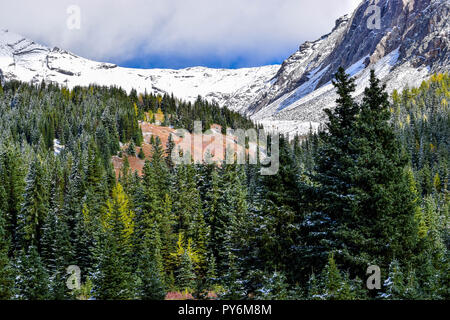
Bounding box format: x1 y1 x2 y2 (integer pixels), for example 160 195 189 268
257 119 321 139
345 55 369 77
277 66 330 111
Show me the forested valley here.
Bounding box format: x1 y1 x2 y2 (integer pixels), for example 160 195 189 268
0 70 448 300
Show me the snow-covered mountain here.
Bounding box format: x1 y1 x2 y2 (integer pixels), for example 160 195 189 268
249 0 449 136
0 29 279 111
0 0 448 136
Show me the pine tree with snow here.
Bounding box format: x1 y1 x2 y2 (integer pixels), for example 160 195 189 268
191 205 208 275
303 69 423 280
338 70 421 275
40 209 73 299
150 136 170 200
381 260 405 300
136 237 166 300
205 253 217 291
166 133 176 171
93 232 134 300
127 140 136 156
148 224 166 282
158 193 176 275
307 273 322 300
301 68 361 276
257 271 290 300
62 156 93 275
102 183 135 249
0 143 26 251
94 183 136 299
141 159 159 225
0 206 13 299
177 251 196 293
173 163 203 244
414 196 448 299
19 155 48 250
14 245 50 300
307 253 363 300
259 135 300 273
205 167 226 270
40 160 75 299
221 252 245 300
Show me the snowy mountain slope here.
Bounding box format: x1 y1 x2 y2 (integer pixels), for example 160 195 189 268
1 0 448 137
0 29 279 111
248 0 449 136
247 14 351 117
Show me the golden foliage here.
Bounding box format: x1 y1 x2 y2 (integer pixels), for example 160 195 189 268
102 183 135 247
170 233 200 268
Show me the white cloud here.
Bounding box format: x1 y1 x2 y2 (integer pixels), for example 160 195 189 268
0 0 362 67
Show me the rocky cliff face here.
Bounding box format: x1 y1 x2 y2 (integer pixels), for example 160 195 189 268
247 14 351 115
249 0 449 136
319 0 448 84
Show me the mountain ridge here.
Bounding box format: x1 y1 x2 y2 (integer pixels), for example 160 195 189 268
250 0 449 136
0 0 448 136
0 28 279 111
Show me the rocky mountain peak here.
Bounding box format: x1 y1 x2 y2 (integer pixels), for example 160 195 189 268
248 0 449 136
333 14 351 31
316 0 448 87
0 1 448 137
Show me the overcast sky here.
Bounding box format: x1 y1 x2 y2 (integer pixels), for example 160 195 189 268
0 0 362 69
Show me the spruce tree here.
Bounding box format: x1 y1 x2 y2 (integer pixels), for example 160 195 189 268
0 208 13 299
0 143 26 250
138 147 146 160
127 140 136 156
303 69 422 280
102 183 135 249
260 135 300 274
40 208 73 299
14 245 50 300
64 158 92 275
141 159 159 226
41 160 75 299
344 70 420 275
382 260 405 299
222 252 245 299
94 183 135 300
150 136 170 198
19 155 48 251
258 271 290 300
177 251 196 293
205 253 217 291
93 232 134 300
173 163 203 242
298 68 360 280
136 239 166 300
159 193 175 270
206 167 226 269
166 133 176 171
307 253 363 300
